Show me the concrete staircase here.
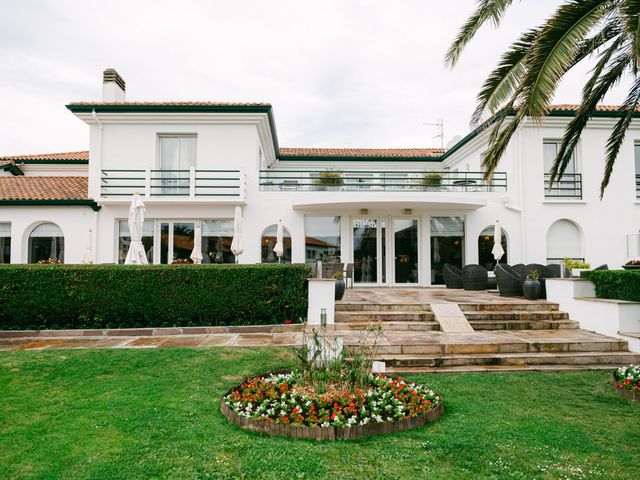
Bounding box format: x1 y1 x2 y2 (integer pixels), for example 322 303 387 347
335 299 640 373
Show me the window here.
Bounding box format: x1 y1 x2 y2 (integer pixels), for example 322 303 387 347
478 226 508 270
304 216 341 263
158 135 197 195
160 222 195 262
118 220 154 264
29 223 64 263
543 140 581 198
635 143 640 198
261 225 292 263
202 220 234 263
0 223 10 263
430 217 464 285
546 219 583 264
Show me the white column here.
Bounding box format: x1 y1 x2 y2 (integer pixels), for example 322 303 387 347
307 279 336 325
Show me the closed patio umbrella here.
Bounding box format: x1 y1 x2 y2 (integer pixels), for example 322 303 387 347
274 220 284 263
492 220 505 264
190 221 203 264
124 193 148 264
81 229 93 264
230 205 244 263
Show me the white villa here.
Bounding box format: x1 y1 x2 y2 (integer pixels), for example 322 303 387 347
1 68 639 286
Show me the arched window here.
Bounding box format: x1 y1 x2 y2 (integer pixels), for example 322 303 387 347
29 223 64 263
546 219 583 263
261 225 292 263
478 226 508 270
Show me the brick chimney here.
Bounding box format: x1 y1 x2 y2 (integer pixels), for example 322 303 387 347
102 68 126 102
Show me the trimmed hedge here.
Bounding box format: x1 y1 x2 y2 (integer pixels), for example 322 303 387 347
0 264 310 330
580 270 640 302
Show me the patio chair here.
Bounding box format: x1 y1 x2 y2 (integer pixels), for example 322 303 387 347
495 263 523 296
511 263 525 275
462 264 488 291
344 263 355 288
546 264 571 278
442 264 463 289
593 264 609 271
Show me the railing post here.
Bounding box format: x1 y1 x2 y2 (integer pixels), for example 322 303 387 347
145 169 151 198
189 167 196 198
239 168 246 200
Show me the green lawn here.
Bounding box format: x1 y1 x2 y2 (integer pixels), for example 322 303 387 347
1 348 639 479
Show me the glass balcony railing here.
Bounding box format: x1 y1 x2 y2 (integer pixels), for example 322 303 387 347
636 174 640 199
100 168 243 199
259 170 507 192
544 173 582 199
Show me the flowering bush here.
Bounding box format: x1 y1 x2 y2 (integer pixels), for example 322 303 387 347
37 258 60 264
614 364 640 393
171 258 193 264
223 371 440 428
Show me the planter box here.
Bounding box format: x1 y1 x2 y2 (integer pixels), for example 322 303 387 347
612 374 640 401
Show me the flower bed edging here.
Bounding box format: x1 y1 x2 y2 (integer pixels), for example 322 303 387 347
219 371 444 441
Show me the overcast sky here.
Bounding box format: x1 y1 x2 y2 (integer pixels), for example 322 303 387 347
0 0 632 156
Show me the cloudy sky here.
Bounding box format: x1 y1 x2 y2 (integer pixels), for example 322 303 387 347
0 0 632 156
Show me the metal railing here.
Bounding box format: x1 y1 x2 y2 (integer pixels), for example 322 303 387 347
544 173 582 199
636 174 640 199
259 170 507 192
101 168 243 198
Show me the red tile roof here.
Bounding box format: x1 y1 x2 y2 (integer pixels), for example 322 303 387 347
279 147 445 158
0 176 88 200
0 151 89 161
542 104 639 112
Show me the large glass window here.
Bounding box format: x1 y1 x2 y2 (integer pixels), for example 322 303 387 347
29 223 64 263
158 135 197 195
394 218 418 284
118 220 154 264
0 223 10 263
544 140 580 198
304 216 341 263
173 222 195 261
202 220 234 263
478 226 508 270
430 216 464 285
261 225 292 263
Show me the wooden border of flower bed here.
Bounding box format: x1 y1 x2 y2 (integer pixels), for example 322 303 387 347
612 374 640 401
220 371 444 441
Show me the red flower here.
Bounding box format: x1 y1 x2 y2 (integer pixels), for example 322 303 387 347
284 319 293 324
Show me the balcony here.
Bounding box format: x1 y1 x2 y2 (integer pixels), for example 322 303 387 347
636 174 640 199
100 168 244 201
259 170 507 192
544 173 582 199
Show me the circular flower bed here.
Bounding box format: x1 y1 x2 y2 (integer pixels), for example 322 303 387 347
613 364 640 400
221 371 443 440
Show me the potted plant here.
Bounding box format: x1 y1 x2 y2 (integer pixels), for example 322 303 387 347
334 271 346 301
313 169 344 191
523 269 541 300
563 257 591 277
421 172 443 191
623 259 640 270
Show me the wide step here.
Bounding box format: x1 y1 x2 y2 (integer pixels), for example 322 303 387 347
386 364 622 374
468 319 579 330
381 351 640 368
335 311 435 322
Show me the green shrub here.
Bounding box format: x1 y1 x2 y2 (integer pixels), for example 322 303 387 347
0 264 310 330
580 270 640 302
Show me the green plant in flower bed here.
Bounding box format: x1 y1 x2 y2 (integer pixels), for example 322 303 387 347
224 371 440 428
613 365 640 393
581 270 640 302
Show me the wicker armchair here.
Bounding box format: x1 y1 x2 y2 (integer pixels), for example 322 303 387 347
593 264 609 271
462 264 488 291
546 264 571 278
495 263 523 296
511 263 525 275
442 264 463 289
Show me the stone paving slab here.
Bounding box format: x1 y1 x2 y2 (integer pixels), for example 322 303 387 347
341 288 553 305
430 303 474 333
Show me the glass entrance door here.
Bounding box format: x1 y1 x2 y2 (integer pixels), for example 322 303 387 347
352 218 386 285
393 218 419 284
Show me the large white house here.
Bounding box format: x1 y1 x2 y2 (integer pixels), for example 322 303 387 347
1 69 639 286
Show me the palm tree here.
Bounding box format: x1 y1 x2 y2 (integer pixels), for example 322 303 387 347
446 0 640 198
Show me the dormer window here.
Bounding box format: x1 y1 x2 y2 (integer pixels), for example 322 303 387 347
158 135 197 195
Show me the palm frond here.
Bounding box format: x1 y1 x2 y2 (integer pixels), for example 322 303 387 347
445 0 516 67
519 0 611 120
549 38 628 186
471 28 538 126
481 109 526 180
601 73 640 198
620 0 640 71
